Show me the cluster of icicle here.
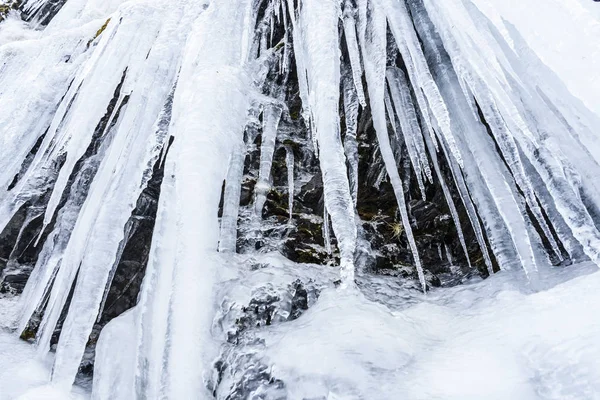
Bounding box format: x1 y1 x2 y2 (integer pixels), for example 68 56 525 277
1 0 600 397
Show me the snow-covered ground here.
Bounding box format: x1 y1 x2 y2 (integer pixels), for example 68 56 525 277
262 262 600 399
2 261 600 399
0 334 88 400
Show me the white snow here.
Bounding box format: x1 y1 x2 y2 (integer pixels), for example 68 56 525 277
3 261 600 399
0 299 89 400
263 262 600 400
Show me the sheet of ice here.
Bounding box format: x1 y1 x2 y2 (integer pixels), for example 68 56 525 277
91 308 137 400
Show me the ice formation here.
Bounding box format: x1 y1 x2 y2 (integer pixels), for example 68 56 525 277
0 0 599 398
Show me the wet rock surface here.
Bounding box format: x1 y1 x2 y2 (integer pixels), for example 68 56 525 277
210 258 328 399
0 0 493 392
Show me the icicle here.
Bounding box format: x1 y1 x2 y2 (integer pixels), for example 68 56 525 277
389 64 473 269
374 0 463 167
323 207 332 255
285 0 311 126
357 0 426 292
342 0 367 108
254 104 283 217
384 87 397 136
218 141 246 253
342 64 360 205
300 0 357 286
386 70 426 200
269 12 275 47
285 144 295 220
387 68 433 183
445 243 454 265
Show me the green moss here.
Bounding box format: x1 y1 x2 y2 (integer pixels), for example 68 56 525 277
1 1 20 23
289 108 301 120
273 39 285 51
19 328 35 341
87 18 111 48
282 138 301 154
295 249 323 264
267 188 285 207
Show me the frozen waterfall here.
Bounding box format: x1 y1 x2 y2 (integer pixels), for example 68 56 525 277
0 0 599 398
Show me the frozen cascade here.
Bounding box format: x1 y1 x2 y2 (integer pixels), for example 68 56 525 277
134 0 254 397
0 0 600 398
48 3 204 387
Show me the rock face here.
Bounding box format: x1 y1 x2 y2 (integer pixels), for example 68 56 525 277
0 1 490 383
233 66 491 291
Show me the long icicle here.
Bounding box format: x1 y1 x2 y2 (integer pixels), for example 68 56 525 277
300 0 357 286
219 140 246 253
342 64 360 205
357 0 426 292
285 144 295 221
389 65 473 270
254 104 283 217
